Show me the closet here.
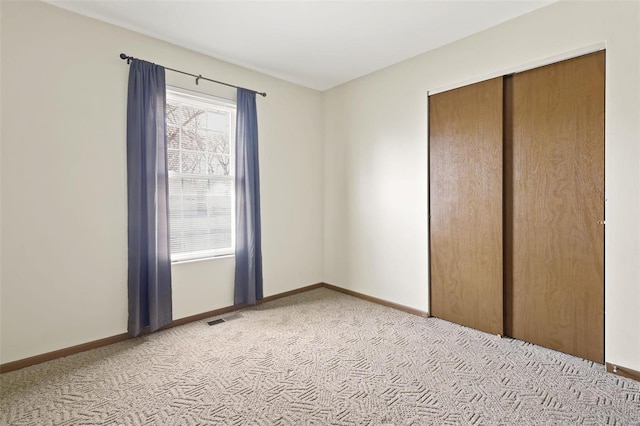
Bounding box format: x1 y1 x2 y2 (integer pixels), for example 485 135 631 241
429 51 605 363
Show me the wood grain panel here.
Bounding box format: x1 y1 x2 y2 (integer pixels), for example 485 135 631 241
429 77 503 335
508 51 605 363
503 75 514 338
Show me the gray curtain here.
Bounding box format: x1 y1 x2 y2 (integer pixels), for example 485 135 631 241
126 59 172 337
234 88 263 305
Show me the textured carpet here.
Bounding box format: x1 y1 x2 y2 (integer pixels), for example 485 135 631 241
1 288 639 425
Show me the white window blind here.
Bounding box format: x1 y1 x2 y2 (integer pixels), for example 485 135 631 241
166 87 236 262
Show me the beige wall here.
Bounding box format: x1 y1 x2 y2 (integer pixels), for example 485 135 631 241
324 0 640 370
0 1 324 364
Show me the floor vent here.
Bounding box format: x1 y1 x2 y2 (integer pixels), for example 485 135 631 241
207 313 242 326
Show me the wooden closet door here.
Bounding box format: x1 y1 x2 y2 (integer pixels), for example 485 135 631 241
506 51 605 362
429 77 503 335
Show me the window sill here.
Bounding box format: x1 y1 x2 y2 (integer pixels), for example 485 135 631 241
171 254 234 266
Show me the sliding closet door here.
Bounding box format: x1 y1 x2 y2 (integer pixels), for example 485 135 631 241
506 52 605 363
429 77 503 336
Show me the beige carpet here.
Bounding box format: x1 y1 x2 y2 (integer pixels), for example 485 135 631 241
1 288 639 425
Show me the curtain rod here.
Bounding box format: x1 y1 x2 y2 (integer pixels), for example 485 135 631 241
119 53 267 97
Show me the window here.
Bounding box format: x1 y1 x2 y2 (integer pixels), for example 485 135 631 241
166 87 236 262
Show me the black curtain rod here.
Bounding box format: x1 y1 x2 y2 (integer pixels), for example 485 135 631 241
119 53 267 97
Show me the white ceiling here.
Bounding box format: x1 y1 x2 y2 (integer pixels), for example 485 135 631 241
48 1 553 91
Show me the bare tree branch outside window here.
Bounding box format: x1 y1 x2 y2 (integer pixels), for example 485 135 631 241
167 101 231 176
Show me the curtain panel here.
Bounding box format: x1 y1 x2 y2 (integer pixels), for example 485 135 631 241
126 59 173 337
234 88 263 305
